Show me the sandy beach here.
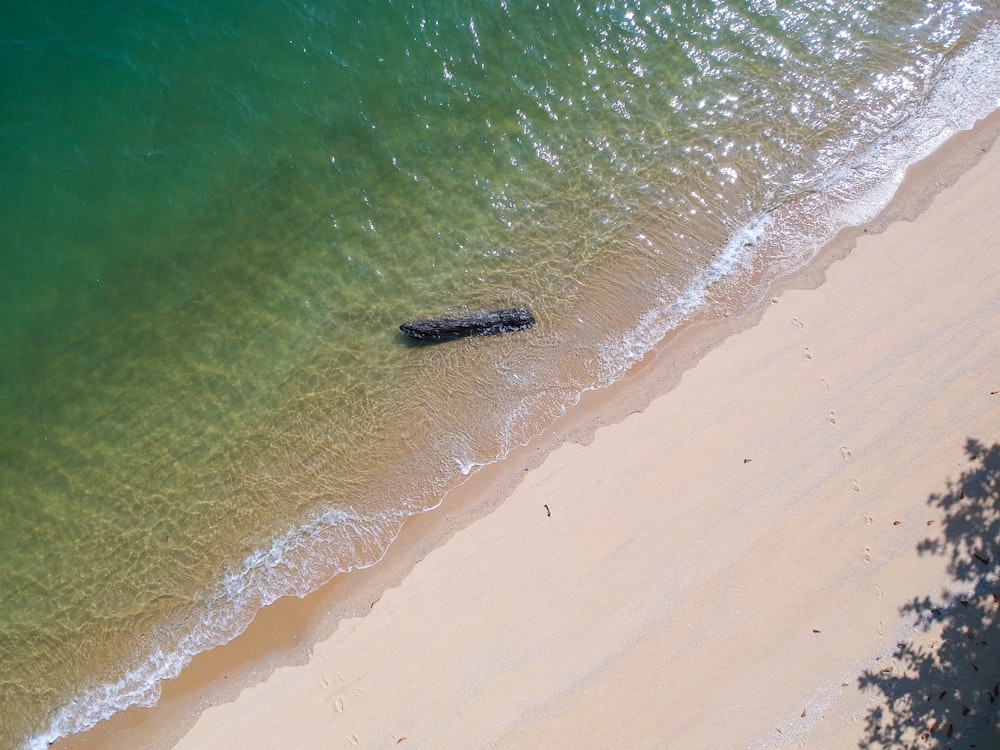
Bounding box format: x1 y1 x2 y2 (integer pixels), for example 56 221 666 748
57 112 1000 750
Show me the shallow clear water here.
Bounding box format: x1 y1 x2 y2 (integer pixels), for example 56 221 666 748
2 1 1000 746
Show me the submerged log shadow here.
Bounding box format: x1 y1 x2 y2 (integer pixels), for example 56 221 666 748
399 307 535 345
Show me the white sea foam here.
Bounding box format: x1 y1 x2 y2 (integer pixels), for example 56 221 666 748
594 22 1000 386
25 506 406 750
595 213 769 384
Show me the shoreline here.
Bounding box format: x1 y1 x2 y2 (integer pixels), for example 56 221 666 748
53 109 1000 750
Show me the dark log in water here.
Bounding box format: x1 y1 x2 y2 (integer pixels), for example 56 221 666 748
400 308 535 342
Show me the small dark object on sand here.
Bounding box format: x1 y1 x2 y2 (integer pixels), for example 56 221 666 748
400 307 535 342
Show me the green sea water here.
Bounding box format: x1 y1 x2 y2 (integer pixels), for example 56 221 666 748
3 1 1000 746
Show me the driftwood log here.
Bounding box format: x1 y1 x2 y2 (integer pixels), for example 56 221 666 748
400 307 535 342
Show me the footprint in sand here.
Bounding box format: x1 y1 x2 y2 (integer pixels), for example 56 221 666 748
863 547 872 563
828 410 836 425
874 584 884 598
876 620 885 637
320 676 330 688
853 479 860 493
792 317 804 329
347 731 359 745
864 513 874 526
333 696 345 713
841 446 852 459
820 378 830 391
803 347 812 360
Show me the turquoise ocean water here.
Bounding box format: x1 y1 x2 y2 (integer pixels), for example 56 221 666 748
3 1 1000 746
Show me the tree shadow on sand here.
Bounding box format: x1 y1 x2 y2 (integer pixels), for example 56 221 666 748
858 438 1000 748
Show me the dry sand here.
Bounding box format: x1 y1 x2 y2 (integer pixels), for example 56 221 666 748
59 114 1000 749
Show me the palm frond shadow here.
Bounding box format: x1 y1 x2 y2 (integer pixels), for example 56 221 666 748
858 439 1000 748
